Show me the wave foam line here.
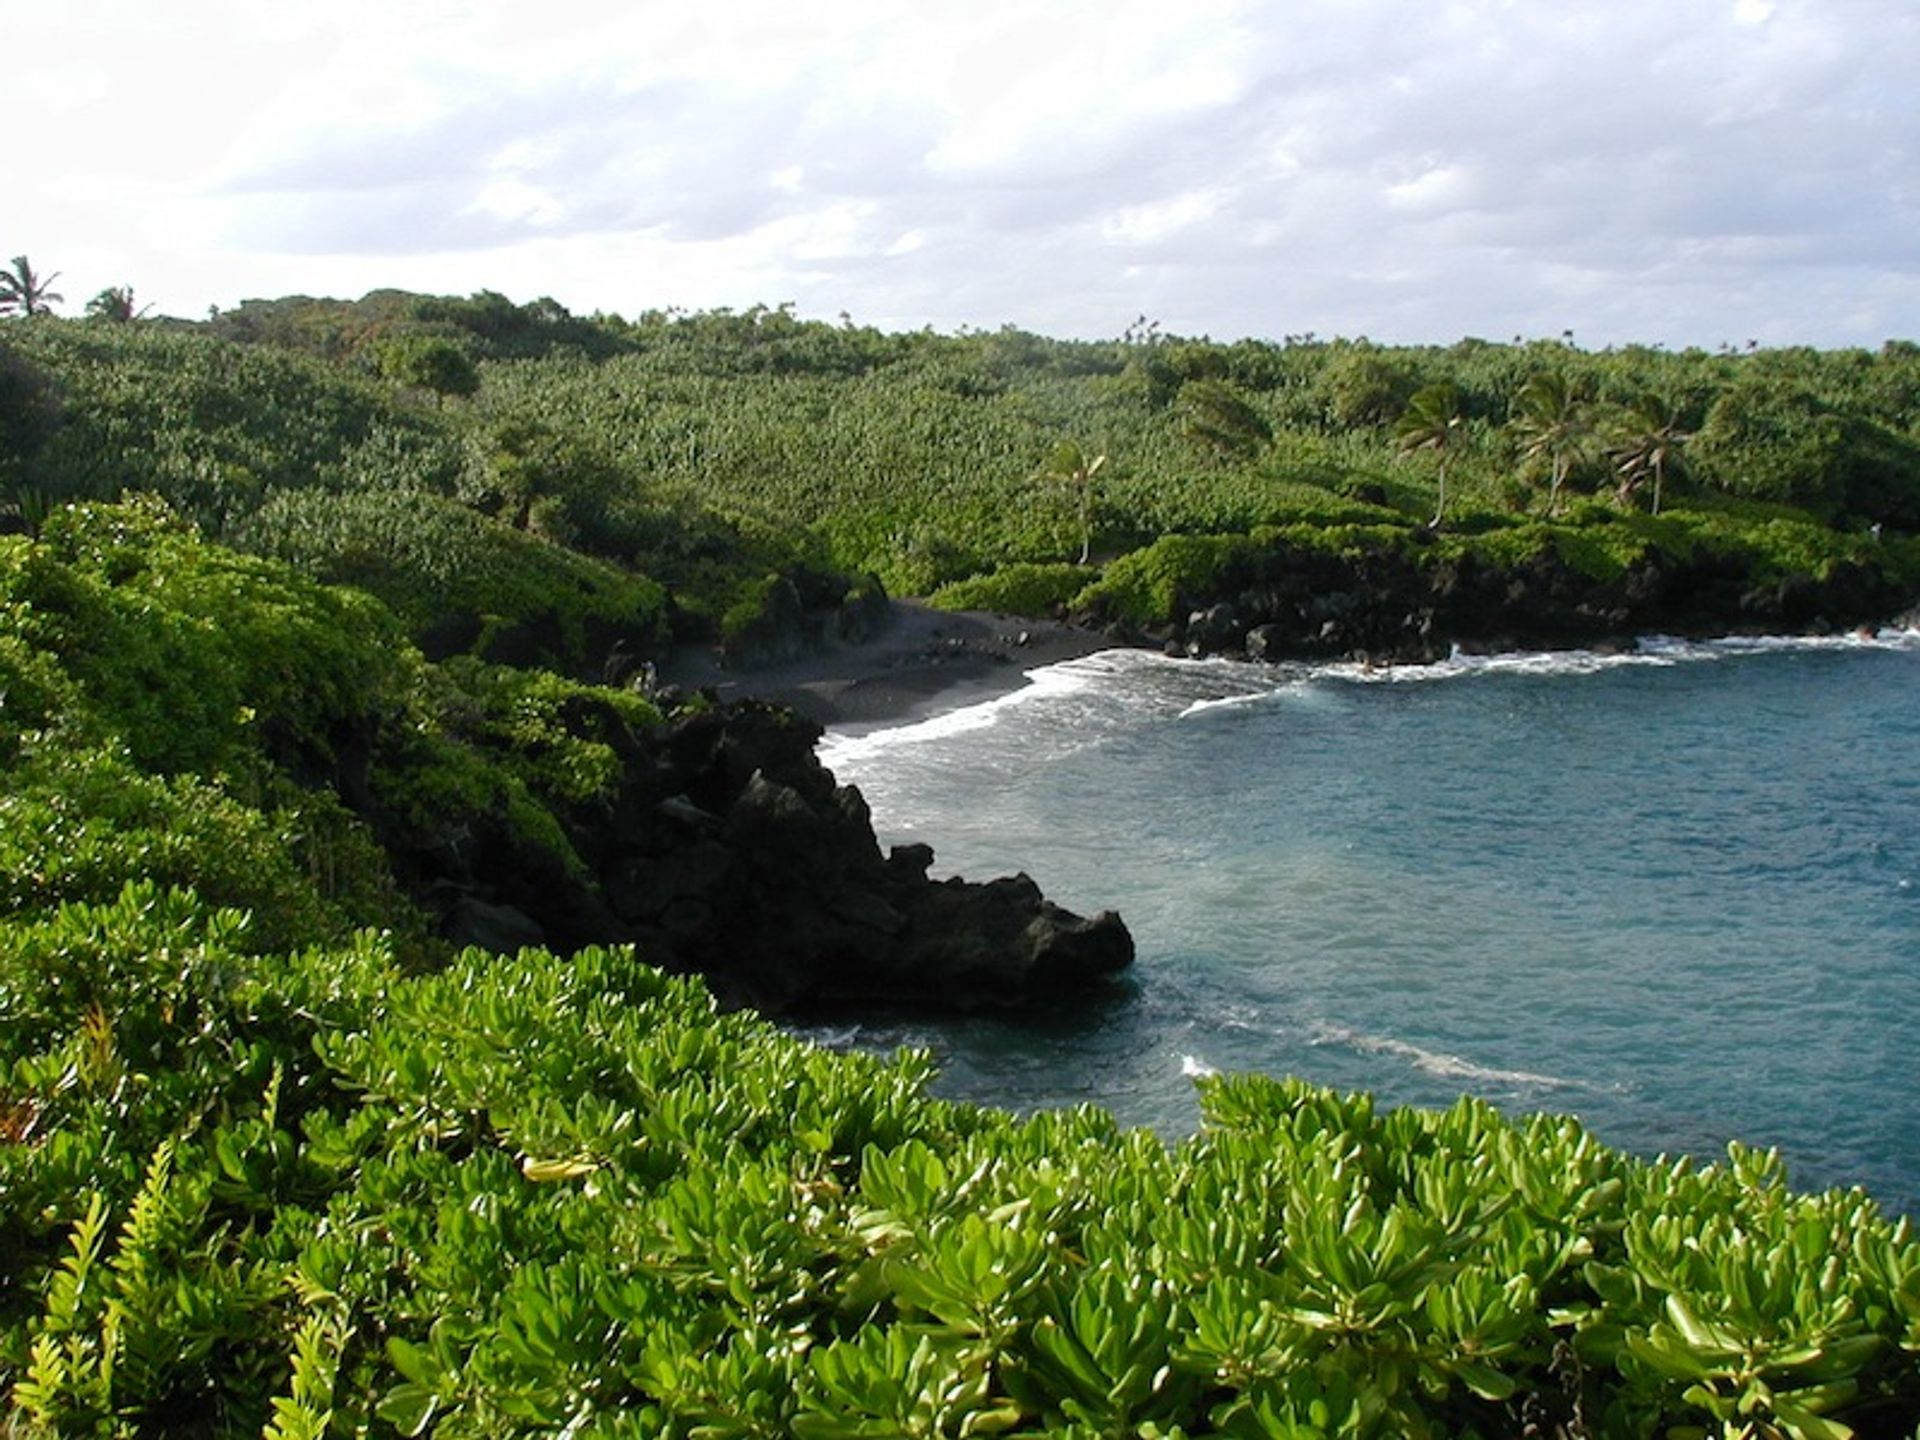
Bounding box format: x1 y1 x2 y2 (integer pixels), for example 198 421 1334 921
828 628 1920 761
1308 1020 1586 1091
1178 690 1277 719
821 647 1255 766
1192 626 1920 703
820 648 1138 766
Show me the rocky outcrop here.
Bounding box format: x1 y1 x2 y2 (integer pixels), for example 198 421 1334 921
719 575 896 671
419 700 1133 1012
1110 538 1912 665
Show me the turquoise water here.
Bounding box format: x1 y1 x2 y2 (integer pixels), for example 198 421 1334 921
809 634 1920 1216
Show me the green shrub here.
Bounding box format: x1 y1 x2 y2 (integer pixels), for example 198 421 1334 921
2 320 456 529
373 333 481 399
428 656 659 806
1073 532 1265 623
927 561 1094 616
233 487 666 668
3 917 1915 1439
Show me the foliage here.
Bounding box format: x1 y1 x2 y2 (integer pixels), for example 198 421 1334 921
1689 373 1920 528
3 303 1920 1436
1075 532 1266 623
2 909 1915 1438
1028 440 1107 563
0 320 463 531
374 333 481 399
0 500 668 952
1395 382 1465 526
8 497 405 774
9 305 1920 649
1177 377 1273 460
928 561 1095 616
0 256 62 318
233 486 667 669
0 339 61 490
84 286 150 324
1309 344 1421 428
1607 391 1691 515
1511 372 1595 515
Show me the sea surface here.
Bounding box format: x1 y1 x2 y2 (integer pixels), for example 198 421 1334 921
806 632 1920 1217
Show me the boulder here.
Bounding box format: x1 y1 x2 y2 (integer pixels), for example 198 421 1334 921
1184 602 1243 657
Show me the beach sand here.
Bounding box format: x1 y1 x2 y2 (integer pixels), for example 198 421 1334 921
655 600 1121 729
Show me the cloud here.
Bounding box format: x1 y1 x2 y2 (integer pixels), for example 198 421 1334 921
5 0 1918 345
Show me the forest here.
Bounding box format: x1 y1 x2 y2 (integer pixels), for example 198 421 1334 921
3 282 1919 1436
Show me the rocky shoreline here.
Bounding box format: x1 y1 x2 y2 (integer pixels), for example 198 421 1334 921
422 698 1135 1014
1107 540 1915 666
414 540 1914 1019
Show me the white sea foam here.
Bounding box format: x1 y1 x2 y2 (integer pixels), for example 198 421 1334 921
1180 1054 1219 1079
1177 686 1294 719
1164 626 1920 713
819 650 1125 768
1307 1020 1589 1092
828 628 1920 765
821 647 1254 767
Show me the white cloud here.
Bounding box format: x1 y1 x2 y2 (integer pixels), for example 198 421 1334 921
3 0 1917 346
1101 191 1228 247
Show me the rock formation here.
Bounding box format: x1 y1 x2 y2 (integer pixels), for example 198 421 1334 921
421 700 1134 1012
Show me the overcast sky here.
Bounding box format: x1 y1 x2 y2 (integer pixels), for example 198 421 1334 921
9 0 1917 348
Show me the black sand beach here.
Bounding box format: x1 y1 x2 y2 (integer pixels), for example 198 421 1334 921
656 600 1119 728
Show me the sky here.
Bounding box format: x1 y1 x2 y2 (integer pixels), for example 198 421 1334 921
9 0 1918 349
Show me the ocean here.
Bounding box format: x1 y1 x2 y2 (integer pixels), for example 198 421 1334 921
806 632 1920 1217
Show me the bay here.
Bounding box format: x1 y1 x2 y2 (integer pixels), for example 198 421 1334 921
806 632 1920 1216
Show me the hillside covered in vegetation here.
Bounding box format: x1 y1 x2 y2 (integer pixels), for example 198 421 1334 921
6 291 1920 666
4 292 1920 1436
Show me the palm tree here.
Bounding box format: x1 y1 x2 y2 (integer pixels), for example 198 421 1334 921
1608 392 1689 515
1511 372 1590 516
85 285 151 323
0 256 63 317
1395 382 1465 526
1031 440 1107 564
1177 377 1272 460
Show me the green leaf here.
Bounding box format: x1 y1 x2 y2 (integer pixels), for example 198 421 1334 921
376 1382 441 1438
1450 1358 1519 1401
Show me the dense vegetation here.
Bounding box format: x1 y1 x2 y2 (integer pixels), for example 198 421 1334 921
1 512 1915 1433
6 903 1917 1438
5 288 1920 1435
7 293 1920 648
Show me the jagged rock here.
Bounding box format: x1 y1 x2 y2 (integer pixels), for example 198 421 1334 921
402 698 1133 1014
1185 602 1242 657
886 842 936 880
1095 533 1917 668
819 874 1134 1008
1244 623 1290 661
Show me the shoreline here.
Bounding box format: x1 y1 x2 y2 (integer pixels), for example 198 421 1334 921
655 599 1124 730
658 599 1920 739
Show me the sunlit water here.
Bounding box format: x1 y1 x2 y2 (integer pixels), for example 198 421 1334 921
801 632 1920 1216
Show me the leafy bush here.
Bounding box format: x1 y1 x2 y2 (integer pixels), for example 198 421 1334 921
233 487 666 669
2 321 456 530
426 656 659 806
1074 532 1267 623
373 333 481 399
3 906 1915 1438
928 562 1094 616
